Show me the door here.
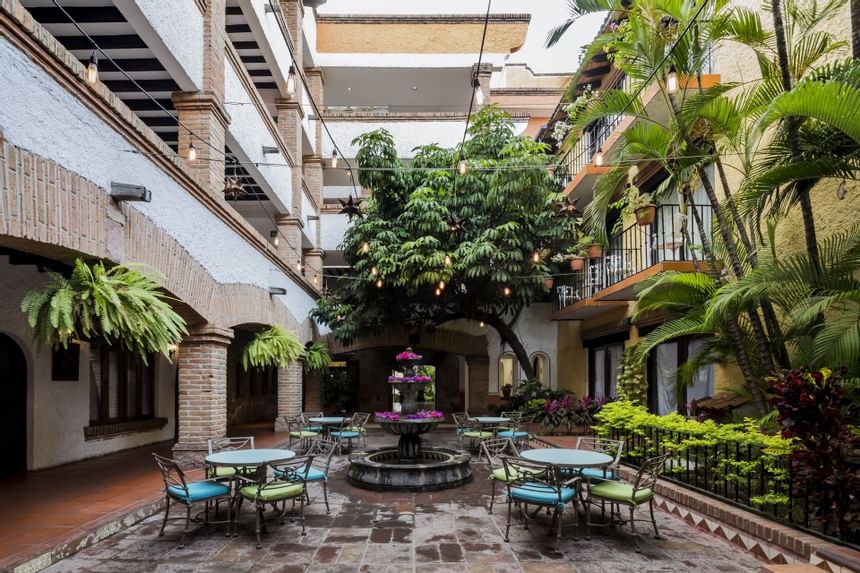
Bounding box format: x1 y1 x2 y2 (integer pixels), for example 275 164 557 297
0 334 27 476
588 342 624 399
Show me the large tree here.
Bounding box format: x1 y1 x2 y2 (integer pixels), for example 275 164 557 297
312 107 579 380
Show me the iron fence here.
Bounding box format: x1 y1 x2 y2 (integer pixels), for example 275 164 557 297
606 424 860 549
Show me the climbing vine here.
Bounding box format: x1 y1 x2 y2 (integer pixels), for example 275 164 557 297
615 347 647 406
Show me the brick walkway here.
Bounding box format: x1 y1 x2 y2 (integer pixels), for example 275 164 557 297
35 431 763 573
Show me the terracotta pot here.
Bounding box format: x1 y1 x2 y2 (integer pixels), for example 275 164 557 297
587 244 603 259
634 204 657 226
544 277 555 289
570 256 586 271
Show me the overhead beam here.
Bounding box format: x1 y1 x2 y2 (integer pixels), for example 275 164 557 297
26 6 126 24
55 35 148 50
103 79 181 93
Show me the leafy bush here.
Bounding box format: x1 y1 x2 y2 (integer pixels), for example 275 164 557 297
534 395 608 435
241 325 303 370
767 368 860 539
616 347 647 405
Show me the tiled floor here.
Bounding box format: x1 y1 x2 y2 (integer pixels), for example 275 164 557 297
35 431 764 573
0 423 283 571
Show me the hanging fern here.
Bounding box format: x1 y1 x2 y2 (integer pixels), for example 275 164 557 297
20 258 187 362
303 341 332 373
241 325 303 370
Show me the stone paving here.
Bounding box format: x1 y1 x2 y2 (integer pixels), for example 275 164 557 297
41 432 764 573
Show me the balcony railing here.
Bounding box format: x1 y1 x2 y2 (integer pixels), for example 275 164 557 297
554 203 713 311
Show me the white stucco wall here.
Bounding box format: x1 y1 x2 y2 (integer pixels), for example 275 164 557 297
301 191 317 246
320 212 349 251
0 37 316 326
117 0 203 91
0 260 176 470
224 58 294 213
321 118 529 159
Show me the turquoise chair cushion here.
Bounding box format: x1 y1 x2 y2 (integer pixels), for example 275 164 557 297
167 481 230 503
497 430 529 439
331 431 360 439
303 426 323 432
580 467 619 481
589 481 653 504
510 483 576 507
240 482 304 503
463 431 493 439
275 468 326 481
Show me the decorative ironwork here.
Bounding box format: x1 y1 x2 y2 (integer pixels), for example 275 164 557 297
338 195 364 220
222 176 246 200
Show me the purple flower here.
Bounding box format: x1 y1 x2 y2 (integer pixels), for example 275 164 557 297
374 411 401 421
405 410 444 420
396 351 423 361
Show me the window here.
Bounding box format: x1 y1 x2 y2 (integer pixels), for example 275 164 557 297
648 338 715 415
530 353 550 387
498 353 518 393
89 347 155 424
588 342 623 399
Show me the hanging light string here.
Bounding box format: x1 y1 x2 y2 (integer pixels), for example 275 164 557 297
454 0 493 183
557 0 710 168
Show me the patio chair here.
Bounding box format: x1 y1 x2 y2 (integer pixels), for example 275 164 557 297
330 416 361 454
239 455 313 548
347 412 371 448
152 453 232 548
452 412 471 442
283 415 318 450
501 456 582 552
480 437 520 514
461 418 493 451
498 414 533 449
584 452 669 552
207 436 256 479
301 411 324 432
574 437 624 481
301 436 338 514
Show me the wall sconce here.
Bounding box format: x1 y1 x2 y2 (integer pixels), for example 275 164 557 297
268 286 287 295
110 182 151 202
262 145 279 155
306 215 320 222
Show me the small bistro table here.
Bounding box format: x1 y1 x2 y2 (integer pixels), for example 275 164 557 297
521 448 613 469
472 416 510 436
308 416 348 436
205 448 296 469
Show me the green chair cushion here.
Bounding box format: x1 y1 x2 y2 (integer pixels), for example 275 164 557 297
348 426 368 433
290 431 318 438
240 482 305 503
510 483 576 507
212 465 256 478
489 466 545 482
167 481 230 503
589 481 653 504
463 431 493 439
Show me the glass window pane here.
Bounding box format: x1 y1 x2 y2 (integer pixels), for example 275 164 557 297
655 342 679 415
499 354 516 390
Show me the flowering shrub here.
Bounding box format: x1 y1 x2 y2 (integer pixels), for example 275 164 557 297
396 350 422 361
535 395 608 434
387 375 432 383
374 410 443 421
375 411 401 422
767 368 860 540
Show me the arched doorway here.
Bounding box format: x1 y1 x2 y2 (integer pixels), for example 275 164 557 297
0 333 27 476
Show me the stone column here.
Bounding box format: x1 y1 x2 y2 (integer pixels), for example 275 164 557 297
304 248 325 293
303 155 323 213
467 356 490 415
305 69 324 152
275 96 304 215
173 325 234 466
274 213 303 271
274 358 304 431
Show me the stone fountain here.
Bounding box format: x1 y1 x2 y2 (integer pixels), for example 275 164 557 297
346 348 472 491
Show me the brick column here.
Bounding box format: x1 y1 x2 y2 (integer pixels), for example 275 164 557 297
304 248 325 293
274 213 303 271
305 69 324 152
472 63 493 107
173 94 230 196
467 356 490 415
283 0 304 65
173 325 234 466
274 359 304 431
303 155 323 219
303 370 323 413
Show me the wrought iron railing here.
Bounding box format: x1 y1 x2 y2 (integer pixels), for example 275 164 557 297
606 424 860 549
554 203 713 311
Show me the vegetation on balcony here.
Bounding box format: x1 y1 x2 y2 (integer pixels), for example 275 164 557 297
312 107 584 379
548 0 860 412
20 258 187 362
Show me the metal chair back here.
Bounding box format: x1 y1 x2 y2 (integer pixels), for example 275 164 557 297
501 456 573 506
632 452 669 497
574 436 624 467
306 436 338 474
152 453 188 497
207 436 255 455
480 438 520 466
452 412 471 430
283 415 305 433
351 412 371 429
250 455 314 496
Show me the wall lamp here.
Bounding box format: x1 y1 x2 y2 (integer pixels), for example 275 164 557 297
306 215 320 221
262 145 279 155
268 286 287 295
110 182 151 203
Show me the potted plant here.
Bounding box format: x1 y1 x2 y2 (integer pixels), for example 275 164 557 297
577 234 603 259
303 340 333 372
543 277 555 289
242 325 304 369
621 184 656 226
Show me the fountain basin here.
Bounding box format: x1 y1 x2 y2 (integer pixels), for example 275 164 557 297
346 447 472 491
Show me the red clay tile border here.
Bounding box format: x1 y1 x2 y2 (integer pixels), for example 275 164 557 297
533 436 860 572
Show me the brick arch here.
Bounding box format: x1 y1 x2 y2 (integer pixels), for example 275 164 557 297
325 326 489 359
0 137 310 340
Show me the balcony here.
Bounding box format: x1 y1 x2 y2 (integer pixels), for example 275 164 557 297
552 203 714 320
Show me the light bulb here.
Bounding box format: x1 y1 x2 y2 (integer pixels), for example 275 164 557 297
296 262 303 272
438 280 445 290
458 158 467 175
312 275 318 285
503 286 511 297
666 69 679 94
594 149 603 167
287 64 296 96
376 279 383 288
331 150 338 169
187 142 197 162
479 321 485 328
474 79 484 105
532 251 540 263
361 242 370 253
435 287 442 296
444 255 452 266
270 230 279 247
86 51 98 85
371 266 378 276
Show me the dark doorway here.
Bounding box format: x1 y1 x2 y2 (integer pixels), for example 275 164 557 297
0 333 27 476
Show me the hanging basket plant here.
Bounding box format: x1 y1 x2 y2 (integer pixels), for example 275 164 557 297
20 258 187 362
570 256 586 271
634 204 657 226
303 340 332 373
241 325 303 370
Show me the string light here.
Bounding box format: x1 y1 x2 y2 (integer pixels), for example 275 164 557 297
187 141 197 162
435 287 442 296
287 64 296 96
458 157 468 175
331 149 338 169
375 279 383 288
444 255 452 266
503 286 511 297
270 230 279 247
296 261 303 272
438 280 445 290
312 275 319 285
479 321 485 328
594 148 603 167
666 66 679 94
370 266 378 276
532 251 540 263
85 51 98 85
361 242 370 254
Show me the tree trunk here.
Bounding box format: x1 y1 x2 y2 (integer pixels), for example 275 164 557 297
482 314 537 381
853 0 860 58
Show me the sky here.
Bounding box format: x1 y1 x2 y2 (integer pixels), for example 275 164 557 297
316 0 606 74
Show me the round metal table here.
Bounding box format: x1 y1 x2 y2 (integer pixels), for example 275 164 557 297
205 448 296 468
308 416 348 426
521 448 612 469
472 416 510 425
